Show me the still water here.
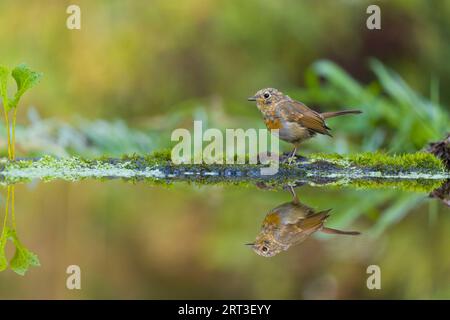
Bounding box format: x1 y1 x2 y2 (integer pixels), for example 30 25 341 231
0 179 449 299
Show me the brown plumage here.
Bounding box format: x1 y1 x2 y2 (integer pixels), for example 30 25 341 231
248 88 362 156
248 187 360 257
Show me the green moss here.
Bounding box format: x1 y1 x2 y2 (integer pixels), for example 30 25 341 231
307 152 445 172
346 152 445 171
347 178 445 193
310 152 346 162
118 150 447 174
145 149 172 164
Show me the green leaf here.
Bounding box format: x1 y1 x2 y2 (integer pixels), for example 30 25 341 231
10 64 43 110
0 66 10 110
7 229 40 276
9 247 40 276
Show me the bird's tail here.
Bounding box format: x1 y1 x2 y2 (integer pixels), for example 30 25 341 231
321 110 362 119
321 227 360 236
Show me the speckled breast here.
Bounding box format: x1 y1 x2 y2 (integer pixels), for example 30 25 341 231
264 117 311 143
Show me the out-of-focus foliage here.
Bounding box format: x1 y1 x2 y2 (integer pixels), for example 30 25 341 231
0 0 449 299
295 59 449 153
4 60 448 158
0 0 449 120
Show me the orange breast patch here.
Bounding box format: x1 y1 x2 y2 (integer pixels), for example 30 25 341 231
263 212 281 226
264 118 282 130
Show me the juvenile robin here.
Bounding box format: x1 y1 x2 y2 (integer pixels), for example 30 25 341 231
247 186 360 257
248 88 362 158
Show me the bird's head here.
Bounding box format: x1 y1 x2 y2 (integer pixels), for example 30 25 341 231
247 88 285 109
245 236 286 258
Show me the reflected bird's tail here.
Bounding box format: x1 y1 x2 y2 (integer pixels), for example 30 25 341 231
321 227 360 236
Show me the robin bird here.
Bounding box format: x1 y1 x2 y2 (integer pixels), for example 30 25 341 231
248 88 362 159
247 186 360 257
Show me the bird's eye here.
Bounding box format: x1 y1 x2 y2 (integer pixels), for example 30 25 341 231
263 92 271 99
262 246 268 252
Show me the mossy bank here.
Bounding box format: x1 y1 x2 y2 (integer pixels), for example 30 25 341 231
0 151 448 193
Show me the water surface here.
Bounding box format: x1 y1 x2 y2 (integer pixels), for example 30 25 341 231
0 179 448 299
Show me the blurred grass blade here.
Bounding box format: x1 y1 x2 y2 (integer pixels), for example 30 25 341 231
313 60 363 97
371 194 424 237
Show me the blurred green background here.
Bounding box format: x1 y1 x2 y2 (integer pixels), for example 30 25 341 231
0 0 449 299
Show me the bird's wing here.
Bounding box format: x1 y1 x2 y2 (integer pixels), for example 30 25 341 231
278 208 332 246
278 100 331 136
293 209 331 235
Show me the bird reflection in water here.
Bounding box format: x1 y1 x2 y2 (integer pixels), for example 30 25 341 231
248 186 360 257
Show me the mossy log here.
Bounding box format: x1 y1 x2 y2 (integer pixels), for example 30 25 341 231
0 152 449 192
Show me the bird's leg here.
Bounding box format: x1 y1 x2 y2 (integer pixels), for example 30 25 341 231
286 145 298 164
290 146 298 158
288 185 299 204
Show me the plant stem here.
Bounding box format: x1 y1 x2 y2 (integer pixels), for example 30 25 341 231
11 186 15 230
2 109 11 160
1 186 10 237
11 108 17 160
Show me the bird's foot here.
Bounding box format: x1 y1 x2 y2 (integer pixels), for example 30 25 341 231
287 155 296 165
281 153 306 164
280 154 297 165
255 181 277 190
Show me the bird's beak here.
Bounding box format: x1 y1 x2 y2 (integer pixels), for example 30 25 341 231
244 243 254 246
247 96 257 101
